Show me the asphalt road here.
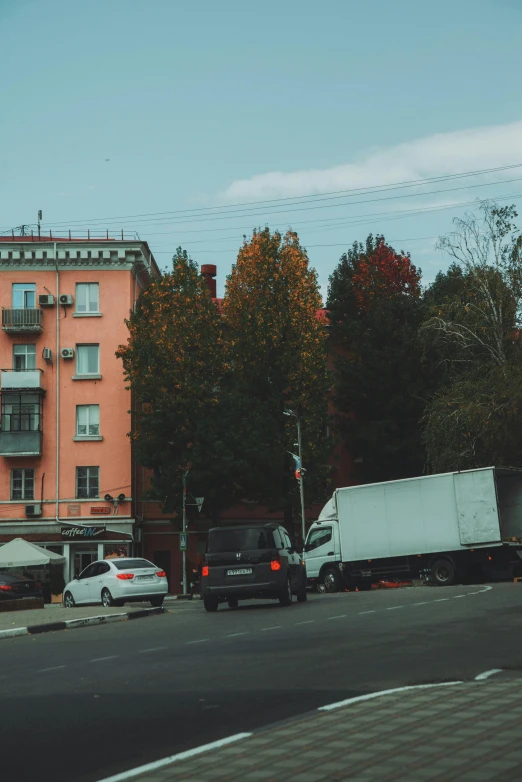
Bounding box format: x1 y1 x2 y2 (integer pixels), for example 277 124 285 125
2 582 522 782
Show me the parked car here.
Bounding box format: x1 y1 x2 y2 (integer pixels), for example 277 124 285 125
0 571 43 601
200 524 307 612
62 558 168 608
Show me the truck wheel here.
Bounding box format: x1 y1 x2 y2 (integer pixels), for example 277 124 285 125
430 557 456 586
322 566 341 593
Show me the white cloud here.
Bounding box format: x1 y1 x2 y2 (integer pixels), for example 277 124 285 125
218 120 522 202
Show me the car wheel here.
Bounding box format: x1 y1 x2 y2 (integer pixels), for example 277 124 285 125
63 591 75 608
101 588 115 608
150 596 164 607
279 579 293 606
204 596 219 612
322 566 341 593
227 598 239 609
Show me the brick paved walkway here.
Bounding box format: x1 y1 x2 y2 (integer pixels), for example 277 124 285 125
111 676 522 782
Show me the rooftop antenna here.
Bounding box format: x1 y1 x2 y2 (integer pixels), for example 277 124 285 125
37 210 42 238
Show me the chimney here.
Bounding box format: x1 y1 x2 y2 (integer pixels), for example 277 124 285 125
201 264 217 298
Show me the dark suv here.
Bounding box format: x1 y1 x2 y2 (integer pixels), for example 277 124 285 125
201 524 307 612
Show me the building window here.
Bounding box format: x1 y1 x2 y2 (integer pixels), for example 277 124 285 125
76 344 100 376
76 466 99 499
1 394 41 431
11 468 35 500
12 283 36 309
13 344 36 371
76 283 99 314
76 405 100 436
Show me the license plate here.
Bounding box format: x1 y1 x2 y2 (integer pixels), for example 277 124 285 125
136 575 154 581
226 568 253 576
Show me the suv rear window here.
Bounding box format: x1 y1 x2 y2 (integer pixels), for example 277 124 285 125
112 559 154 570
208 528 276 553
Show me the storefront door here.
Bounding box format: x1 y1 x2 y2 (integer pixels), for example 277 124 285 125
75 549 98 578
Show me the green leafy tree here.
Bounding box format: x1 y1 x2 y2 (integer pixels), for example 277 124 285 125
423 365 522 472
221 228 330 535
327 235 426 483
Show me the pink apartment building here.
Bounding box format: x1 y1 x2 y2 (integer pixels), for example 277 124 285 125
0 235 160 584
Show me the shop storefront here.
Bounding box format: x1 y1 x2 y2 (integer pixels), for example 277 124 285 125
0 520 135 594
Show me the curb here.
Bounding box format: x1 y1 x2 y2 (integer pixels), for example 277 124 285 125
0 606 164 640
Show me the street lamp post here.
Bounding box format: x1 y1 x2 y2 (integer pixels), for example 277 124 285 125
182 470 188 595
284 409 306 549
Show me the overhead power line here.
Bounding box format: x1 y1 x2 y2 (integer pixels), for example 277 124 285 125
6 162 520 233
150 190 522 254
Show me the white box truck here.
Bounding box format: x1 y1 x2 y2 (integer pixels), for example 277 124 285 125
304 467 522 590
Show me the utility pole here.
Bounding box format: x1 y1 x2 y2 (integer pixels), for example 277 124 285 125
182 470 188 595
180 469 204 596
296 414 306 549
284 409 306 548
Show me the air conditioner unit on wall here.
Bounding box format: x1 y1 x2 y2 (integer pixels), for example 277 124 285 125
43 348 52 362
39 294 55 306
59 294 73 306
61 348 74 359
25 504 42 517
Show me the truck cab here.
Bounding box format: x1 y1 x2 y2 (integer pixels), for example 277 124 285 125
304 520 341 590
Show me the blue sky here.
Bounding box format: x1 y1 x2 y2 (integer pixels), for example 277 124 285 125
1 0 522 298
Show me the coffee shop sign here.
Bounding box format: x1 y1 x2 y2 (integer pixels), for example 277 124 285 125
61 527 104 539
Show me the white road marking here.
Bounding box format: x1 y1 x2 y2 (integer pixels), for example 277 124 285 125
38 665 66 673
328 614 347 620
412 602 430 606
261 626 282 631
386 606 404 610
97 733 252 782
225 632 248 638
475 669 503 681
359 610 376 614
318 681 463 711
295 620 314 625
453 595 466 599
186 639 209 645
90 656 118 662
434 598 449 602
138 647 167 653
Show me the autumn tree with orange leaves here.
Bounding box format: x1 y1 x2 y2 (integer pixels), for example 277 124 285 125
117 248 241 518
222 228 330 537
327 235 427 484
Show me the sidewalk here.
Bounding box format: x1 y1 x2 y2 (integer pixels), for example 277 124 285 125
101 674 522 782
0 602 165 639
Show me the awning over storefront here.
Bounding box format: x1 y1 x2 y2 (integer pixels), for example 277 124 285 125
0 538 66 567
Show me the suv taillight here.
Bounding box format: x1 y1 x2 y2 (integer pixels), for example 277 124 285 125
202 566 209 577
270 560 281 571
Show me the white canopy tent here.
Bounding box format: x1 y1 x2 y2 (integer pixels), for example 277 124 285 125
0 538 66 568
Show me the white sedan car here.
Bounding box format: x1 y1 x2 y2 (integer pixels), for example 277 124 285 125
63 558 168 608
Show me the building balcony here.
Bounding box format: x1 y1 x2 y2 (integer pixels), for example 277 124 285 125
0 430 42 457
0 370 43 390
1 308 43 333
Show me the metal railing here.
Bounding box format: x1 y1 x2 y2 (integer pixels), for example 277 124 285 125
1 308 43 331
